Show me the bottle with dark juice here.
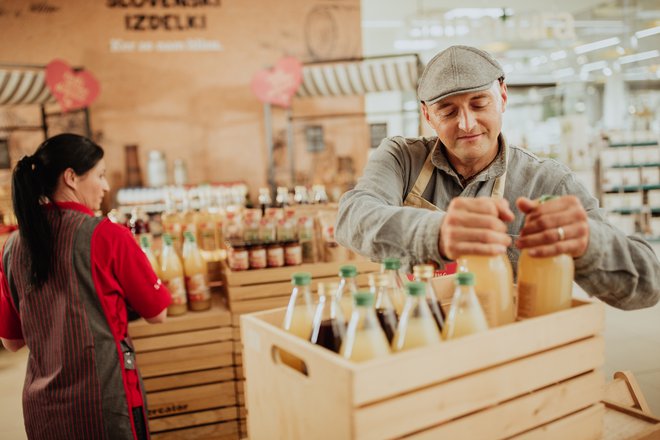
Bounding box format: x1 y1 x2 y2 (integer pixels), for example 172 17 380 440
310 282 346 353
413 264 446 332
369 273 398 344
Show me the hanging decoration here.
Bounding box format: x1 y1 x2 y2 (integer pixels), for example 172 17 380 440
45 59 100 112
250 56 303 108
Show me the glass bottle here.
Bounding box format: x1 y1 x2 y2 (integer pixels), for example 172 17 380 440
258 187 272 216
392 282 442 352
298 216 316 263
281 272 315 371
369 273 398 344
161 193 183 256
336 265 358 321
412 264 446 332
340 292 391 362
442 272 489 340
139 235 160 279
517 195 575 318
456 253 515 327
310 282 346 353
381 257 407 315
182 231 212 311
160 233 188 316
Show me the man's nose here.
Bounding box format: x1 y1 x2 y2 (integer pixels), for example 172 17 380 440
458 108 477 132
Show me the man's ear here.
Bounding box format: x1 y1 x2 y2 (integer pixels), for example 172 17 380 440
62 168 78 190
421 102 431 123
500 82 508 113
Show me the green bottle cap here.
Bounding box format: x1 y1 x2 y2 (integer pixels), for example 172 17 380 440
162 233 173 246
291 272 312 286
405 281 426 297
456 272 475 286
339 265 358 278
353 291 374 306
382 258 401 270
140 236 150 248
184 231 195 242
539 194 558 204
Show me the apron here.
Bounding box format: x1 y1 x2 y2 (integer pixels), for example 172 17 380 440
403 139 508 210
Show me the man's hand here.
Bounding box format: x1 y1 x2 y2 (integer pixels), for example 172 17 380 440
515 195 589 258
439 197 514 260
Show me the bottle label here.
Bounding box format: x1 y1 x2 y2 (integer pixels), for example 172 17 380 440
186 273 211 302
164 276 187 305
285 244 302 265
229 249 249 271
267 246 284 267
249 248 267 269
517 282 536 318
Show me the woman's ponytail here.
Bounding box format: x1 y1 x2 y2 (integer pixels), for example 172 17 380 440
12 154 53 286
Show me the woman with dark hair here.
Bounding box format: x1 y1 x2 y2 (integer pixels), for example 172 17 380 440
0 133 171 440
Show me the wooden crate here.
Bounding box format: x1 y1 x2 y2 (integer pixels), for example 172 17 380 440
223 260 380 315
129 295 240 439
241 299 605 440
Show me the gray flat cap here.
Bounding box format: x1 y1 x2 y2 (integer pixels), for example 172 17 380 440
418 45 505 105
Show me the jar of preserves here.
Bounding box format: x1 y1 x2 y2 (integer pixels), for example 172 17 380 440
228 242 249 271
267 243 285 268
284 240 303 266
248 244 267 270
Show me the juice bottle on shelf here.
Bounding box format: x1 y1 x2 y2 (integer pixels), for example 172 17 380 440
180 191 197 236
139 235 160 279
340 292 391 362
392 282 442 352
456 252 515 327
369 273 398 344
517 195 575 318
442 272 489 340
161 195 183 256
196 208 218 261
380 257 407 315
160 233 188 316
182 231 212 311
281 272 315 372
412 264 446 332
298 216 316 263
223 211 243 242
258 187 272 217
310 282 346 353
336 265 358 320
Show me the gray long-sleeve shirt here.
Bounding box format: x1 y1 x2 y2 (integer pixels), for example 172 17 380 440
336 135 660 310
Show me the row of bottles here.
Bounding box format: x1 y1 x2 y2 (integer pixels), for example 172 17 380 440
281 260 490 366
140 232 212 316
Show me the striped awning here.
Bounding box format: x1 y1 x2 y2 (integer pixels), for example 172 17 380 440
0 67 55 106
296 54 422 98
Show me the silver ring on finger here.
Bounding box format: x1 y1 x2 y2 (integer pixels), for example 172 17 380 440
557 226 565 241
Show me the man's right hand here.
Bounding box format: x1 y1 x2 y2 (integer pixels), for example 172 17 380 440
438 197 514 260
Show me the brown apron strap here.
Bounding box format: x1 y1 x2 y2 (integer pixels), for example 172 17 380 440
403 139 508 209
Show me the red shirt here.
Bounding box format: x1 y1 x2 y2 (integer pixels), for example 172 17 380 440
0 201 172 409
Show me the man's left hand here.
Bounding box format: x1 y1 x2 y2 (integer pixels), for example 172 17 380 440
515 195 589 258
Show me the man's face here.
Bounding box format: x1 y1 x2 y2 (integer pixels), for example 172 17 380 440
422 81 507 165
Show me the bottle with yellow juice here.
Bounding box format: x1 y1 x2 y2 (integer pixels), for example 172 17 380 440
442 272 489 340
160 233 188 316
161 194 183 256
182 231 212 311
392 282 442 352
336 265 358 321
139 235 160 279
456 252 515 327
340 292 391 362
380 258 406 315
517 195 574 318
281 272 315 372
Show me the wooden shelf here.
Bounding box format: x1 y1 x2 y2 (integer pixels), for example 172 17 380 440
609 141 659 148
605 184 660 193
610 162 660 169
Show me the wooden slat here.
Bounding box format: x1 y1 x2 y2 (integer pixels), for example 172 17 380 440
143 367 236 392
230 295 291 314
151 420 239 440
149 406 239 432
129 296 231 338
235 353 243 366
134 328 233 352
148 382 236 418
232 314 241 326
232 326 241 340
354 337 604 439
227 273 372 302
225 260 378 286
408 371 603 440
238 406 247 419
138 342 234 377
511 404 604 440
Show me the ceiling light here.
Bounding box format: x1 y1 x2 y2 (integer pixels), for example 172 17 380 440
635 26 660 39
574 37 620 55
619 50 660 65
581 60 608 72
550 50 567 61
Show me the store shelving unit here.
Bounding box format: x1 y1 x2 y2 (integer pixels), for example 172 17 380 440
598 135 660 242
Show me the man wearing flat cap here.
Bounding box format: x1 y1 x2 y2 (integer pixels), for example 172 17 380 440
336 45 659 310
